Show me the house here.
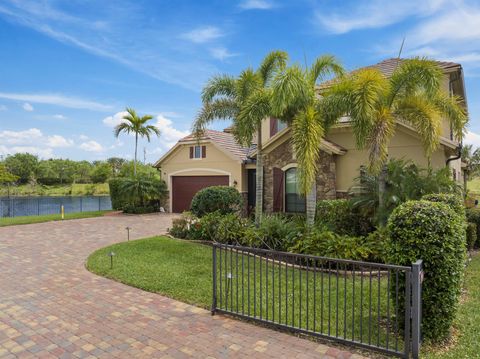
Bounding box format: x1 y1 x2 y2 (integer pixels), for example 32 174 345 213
154 58 468 213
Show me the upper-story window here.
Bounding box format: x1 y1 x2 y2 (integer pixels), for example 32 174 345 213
189 145 206 159
270 117 288 137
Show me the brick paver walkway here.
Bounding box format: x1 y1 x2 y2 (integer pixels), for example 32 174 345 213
0 214 369 359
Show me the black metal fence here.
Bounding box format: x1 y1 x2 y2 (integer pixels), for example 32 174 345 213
0 196 112 218
211 243 423 358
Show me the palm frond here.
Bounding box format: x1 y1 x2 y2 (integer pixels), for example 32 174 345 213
235 89 271 146
114 122 133 138
432 91 468 140
387 57 443 106
308 54 345 86
192 98 239 137
366 107 395 173
236 68 261 103
271 64 311 120
258 50 288 86
201 74 237 103
349 68 387 148
291 106 324 195
318 78 354 130
394 95 441 157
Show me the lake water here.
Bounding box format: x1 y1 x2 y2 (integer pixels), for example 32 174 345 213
0 196 112 217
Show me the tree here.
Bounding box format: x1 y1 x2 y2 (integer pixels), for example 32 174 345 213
193 51 288 225
114 108 160 177
4 153 39 183
270 55 345 225
0 164 18 184
90 162 111 183
323 58 467 223
107 157 126 177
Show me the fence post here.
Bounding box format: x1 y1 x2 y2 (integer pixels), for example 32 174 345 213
211 244 217 315
411 260 423 359
98 196 101 211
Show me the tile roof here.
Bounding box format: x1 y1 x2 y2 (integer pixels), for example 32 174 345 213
180 129 252 162
320 58 461 88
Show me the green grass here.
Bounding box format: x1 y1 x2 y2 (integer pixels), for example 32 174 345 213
467 178 480 196
422 252 480 359
0 183 109 196
87 236 407 353
0 210 110 227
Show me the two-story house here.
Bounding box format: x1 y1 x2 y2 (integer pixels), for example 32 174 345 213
154 58 467 213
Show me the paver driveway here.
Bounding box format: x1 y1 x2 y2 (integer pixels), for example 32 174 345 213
0 214 368 359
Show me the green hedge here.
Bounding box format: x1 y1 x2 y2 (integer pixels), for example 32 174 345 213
466 222 477 250
387 200 466 341
422 193 465 218
190 186 243 217
315 199 373 236
108 178 128 210
466 208 480 249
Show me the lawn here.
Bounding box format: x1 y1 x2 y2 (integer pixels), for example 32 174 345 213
0 183 109 196
0 210 111 226
87 236 408 355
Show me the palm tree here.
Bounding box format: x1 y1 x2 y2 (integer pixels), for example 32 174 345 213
323 58 467 223
193 51 288 225
114 108 160 177
270 55 345 225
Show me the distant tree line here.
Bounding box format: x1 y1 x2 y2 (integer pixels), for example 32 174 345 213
0 153 158 186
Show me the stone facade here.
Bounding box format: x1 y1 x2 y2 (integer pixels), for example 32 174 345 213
262 139 337 213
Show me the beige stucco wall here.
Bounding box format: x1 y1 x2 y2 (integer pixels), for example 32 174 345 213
327 126 456 192
157 141 246 195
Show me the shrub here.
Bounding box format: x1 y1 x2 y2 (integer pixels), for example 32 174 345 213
110 175 167 213
316 199 372 236
466 222 477 250
214 214 249 244
190 186 243 217
108 178 128 210
248 215 303 251
466 207 480 249
422 193 465 218
169 216 190 239
289 228 386 262
387 200 466 341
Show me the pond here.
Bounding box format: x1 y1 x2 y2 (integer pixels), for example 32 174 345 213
0 196 112 217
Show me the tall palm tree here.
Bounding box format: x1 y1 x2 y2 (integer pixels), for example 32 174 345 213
114 108 160 177
193 51 288 225
270 55 345 225
323 58 468 223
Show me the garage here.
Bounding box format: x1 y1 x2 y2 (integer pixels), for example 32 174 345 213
171 175 229 213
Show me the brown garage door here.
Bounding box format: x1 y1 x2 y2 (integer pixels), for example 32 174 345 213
171 175 229 213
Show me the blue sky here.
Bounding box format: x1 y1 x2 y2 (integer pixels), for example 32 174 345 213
0 0 479 162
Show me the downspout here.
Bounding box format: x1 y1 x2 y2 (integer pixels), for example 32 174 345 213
446 143 462 166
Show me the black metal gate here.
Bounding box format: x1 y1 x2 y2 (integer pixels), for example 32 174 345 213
211 243 422 358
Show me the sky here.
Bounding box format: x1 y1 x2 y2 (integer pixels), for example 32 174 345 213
0 0 480 162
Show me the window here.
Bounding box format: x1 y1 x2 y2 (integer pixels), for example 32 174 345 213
277 119 287 132
194 146 201 158
285 167 305 213
270 118 288 137
189 145 206 159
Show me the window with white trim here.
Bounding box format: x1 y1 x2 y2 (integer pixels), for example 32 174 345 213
285 167 306 213
194 145 202 158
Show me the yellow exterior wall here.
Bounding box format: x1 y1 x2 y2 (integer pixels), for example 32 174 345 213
157 142 246 195
327 126 456 192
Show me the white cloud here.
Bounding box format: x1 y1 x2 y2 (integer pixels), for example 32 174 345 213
103 111 128 127
53 114 67 120
181 26 224 44
0 104 7 111
79 140 105 152
210 47 238 61
315 0 447 34
0 92 112 111
23 102 34 111
154 114 189 150
46 135 74 148
79 134 89 141
239 0 274 10
465 130 480 148
0 128 74 158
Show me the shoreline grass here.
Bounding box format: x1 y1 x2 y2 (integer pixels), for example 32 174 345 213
0 210 111 227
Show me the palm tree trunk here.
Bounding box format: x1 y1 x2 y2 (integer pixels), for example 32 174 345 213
306 182 316 227
134 133 138 177
255 127 263 226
